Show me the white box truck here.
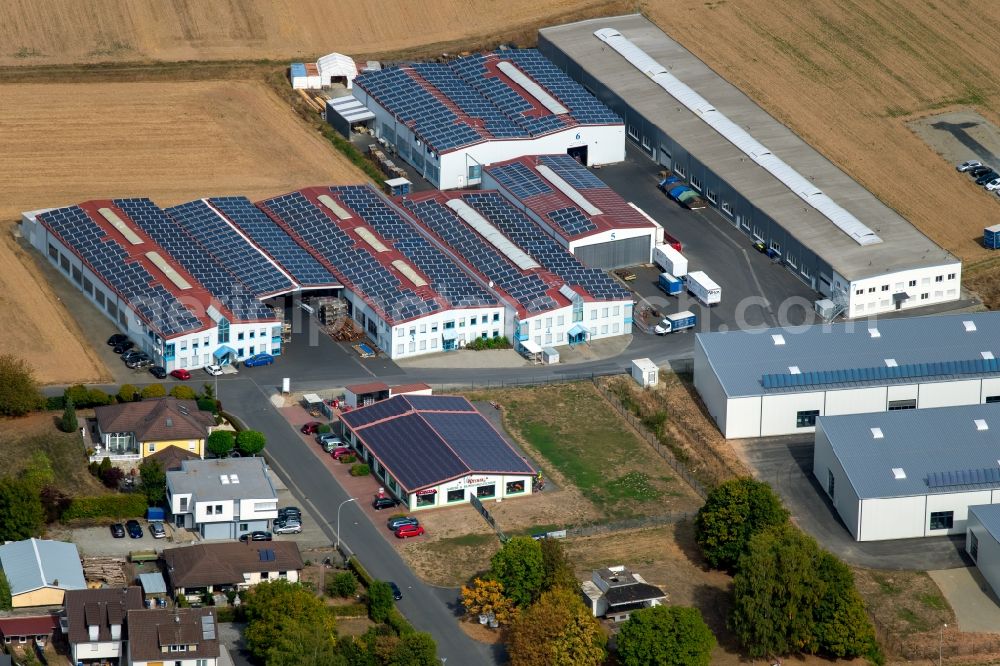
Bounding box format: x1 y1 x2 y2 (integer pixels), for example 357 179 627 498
652 243 687 277
686 271 721 306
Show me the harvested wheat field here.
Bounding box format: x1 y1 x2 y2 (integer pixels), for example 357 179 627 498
0 79 365 384
0 0 624 65
647 0 1000 266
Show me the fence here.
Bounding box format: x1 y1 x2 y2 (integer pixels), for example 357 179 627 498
566 512 694 538
870 610 1000 660
426 369 626 393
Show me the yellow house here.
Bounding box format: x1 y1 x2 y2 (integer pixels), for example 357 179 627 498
0 539 86 608
90 397 214 463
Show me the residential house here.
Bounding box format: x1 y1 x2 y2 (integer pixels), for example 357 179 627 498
62 586 143 665
166 458 278 539
0 615 59 648
89 397 214 463
126 608 219 666
0 539 86 608
163 542 304 601
145 445 201 472
580 565 667 622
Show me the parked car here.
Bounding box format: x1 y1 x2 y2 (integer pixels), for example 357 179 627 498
240 531 273 542
204 364 223 376
970 165 993 177
957 160 984 172
170 368 191 380
300 421 322 435
386 516 419 531
114 341 136 354
372 496 401 511
976 170 999 185
278 507 301 521
126 520 143 539
149 522 166 539
120 349 142 362
388 582 402 601
317 432 341 444
107 333 128 346
243 353 274 368
273 519 302 535
394 524 425 539
613 268 637 282
149 366 167 379
986 177 1000 192
330 446 352 460
126 353 152 369
110 523 125 538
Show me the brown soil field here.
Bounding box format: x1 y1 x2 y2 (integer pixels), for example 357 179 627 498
646 0 1000 268
0 0 624 66
0 79 366 384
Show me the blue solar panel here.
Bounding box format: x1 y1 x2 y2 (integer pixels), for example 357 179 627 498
403 395 476 412
357 413 470 491
163 200 294 297
340 396 412 430
421 412 534 475
208 197 337 288
928 468 1000 489
114 199 274 323
539 154 607 190
548 206 596 236
460 193 631 301
761 357 1000 389
485 161 553 200
38 205 203 337
506 49 621 125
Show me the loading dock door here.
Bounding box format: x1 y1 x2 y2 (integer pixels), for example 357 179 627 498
658 146 672 168
567 145 588 164
575 235 650 270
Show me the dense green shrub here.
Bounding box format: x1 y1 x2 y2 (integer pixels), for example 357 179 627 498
338 454 356 464
196 398 216 412
349 463 370 477
317 423 332 434
348 556 374 586
170 385 197 400
61 493 148 521
60 399 78 433
327 571 359 598
465 336 512 351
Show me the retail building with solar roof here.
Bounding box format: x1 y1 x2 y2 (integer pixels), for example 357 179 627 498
483 154 673 269
813 404 1000 541
694 312 1000 438
351 49 624 190
400 189 633 350
340 394 536 511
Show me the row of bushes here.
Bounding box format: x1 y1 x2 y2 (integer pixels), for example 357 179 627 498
465 336 512 351
50 383 218 411
61 493 148 521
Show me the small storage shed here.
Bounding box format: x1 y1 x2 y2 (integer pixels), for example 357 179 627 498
630 358 658 387
138 572 167 600
542 347 560 365
985 224 1000 250
344 382 391 409
385 178 412 196
317 52 359 88
290 63 308 89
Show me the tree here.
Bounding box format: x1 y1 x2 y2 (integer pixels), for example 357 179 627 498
64 384 90 407
728 524 823 658
117 384 139 403
367 580 395 623
236 430 266 456
86 388 113 406
0 353 41 416
389 632 438 665
813 551 881 661
60 398 78 433
694 477 789 571
141 383 166 399
242 580 336 663
508 587 606 666
169 385 197 400
460 577 517 626
540 538 577 591
617 605 716 666
0 478 45 540
139 459 166 506
327 571 358 598
206 430 235 458
0 571 11 610
489 536 545 607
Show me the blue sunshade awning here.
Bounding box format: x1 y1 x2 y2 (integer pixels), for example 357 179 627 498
213 345 237 359
442 330 458 341
568 324 588 338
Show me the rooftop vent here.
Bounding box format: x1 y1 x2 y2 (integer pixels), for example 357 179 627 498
229 474 240 484
964 320 978 332
788 366 801 375
165 417 173 427
892 467 906 480
772 334 785 346
219 475 230 485
884 359 897 368
871 427 884 439
976 419 989 431
868 328 880 339
984 351 995 361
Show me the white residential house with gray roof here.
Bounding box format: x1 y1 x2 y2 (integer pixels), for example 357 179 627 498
694 312 1000 438
814 404 1000 541
166 457 278 540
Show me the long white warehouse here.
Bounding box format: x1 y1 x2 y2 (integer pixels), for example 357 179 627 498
695 312 1000 438
814 404 1000 541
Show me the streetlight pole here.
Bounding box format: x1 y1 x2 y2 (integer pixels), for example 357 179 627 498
336 498 357 552
939 622 947 665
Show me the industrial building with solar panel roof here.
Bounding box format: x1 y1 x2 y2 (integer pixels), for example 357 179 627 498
350 49 626 190
339 394 536 511
694 312 1000 438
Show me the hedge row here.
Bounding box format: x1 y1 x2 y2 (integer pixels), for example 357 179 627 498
347 556 417 635
347 556 374 587
328 603 367 618
62 494 148 521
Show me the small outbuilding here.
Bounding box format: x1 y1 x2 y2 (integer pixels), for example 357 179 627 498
0 539 86 608
630 358 658 387
580 565 667 622
317 52 359 88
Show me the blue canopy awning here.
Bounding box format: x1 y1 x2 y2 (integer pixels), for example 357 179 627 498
442 330 458 341
567 324 588 338
213 345 236 359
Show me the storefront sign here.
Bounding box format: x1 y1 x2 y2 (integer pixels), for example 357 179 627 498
416 488 437 496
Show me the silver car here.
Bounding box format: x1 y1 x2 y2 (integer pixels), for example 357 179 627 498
149 521 166 539
273 519 302 535
957 159 983 172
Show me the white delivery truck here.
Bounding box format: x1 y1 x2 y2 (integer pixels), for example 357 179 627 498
652 243 687 277
686 271 721 306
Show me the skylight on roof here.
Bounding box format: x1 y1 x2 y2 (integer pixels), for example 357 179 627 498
965 320 978 332
99 207 144 245
892 467 906 480
354 227 389 252
868 328 880 338
317 194 353 220
219 475 230 485
391 259 427 287
772 334 785 346
446 199 540 271
496 61 569 115
871 427 884 439
145 252 193 290
535 165 603 216
885 359 897 368
983 351 995 360
976 419 989 431
788 366 801 375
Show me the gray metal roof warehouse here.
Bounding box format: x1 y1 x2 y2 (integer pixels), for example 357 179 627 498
818 404 1000 499
698 312 1000 397
538 15 955 282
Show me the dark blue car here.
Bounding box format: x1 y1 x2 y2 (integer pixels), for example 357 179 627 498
243 353 274 368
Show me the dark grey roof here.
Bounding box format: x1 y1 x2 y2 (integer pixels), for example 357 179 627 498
969 504 1000 541
604 582 666 606
697 312 1000 398
539 15 956 282
818 403 1000 500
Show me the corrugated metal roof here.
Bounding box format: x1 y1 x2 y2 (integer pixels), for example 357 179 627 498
819 404 1000 500
0 539 86 596
699 312 1000 398
969 504 1000 540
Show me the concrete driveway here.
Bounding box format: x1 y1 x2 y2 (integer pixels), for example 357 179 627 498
735 436 969 570
929 567 1000 633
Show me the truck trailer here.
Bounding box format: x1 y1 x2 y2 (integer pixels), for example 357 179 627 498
654 311 697 335
686 271 721 306
653 244 687 277
657 272 683 296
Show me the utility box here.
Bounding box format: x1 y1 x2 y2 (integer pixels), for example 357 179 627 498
985 224 1000 250
542 347 560 364
630 358 659 388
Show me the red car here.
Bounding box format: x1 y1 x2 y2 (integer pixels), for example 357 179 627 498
331 447 351 460
170 368 191 380
394 524 425 539
300 421 322 435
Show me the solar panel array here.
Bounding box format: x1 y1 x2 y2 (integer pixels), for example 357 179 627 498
163 200 293 297
486 161 553 199
538 154 608 189
401 197 560 314
354 49 620 152
208 197 337 288
340 395 413 430
461 193 631 301
37 206 203 336
360 413 470 490
927 467 1000 489
422 412 534 474
114 199 274 322
333 186 497 310
548 206 596 236
761 357 1000 390
403 395 476 412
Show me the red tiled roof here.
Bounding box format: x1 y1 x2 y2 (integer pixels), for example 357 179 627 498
346 381 390 395
389 383 431 394
0 615 58 637
95 397 214 442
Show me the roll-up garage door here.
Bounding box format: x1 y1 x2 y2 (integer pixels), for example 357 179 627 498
574 235 650 270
